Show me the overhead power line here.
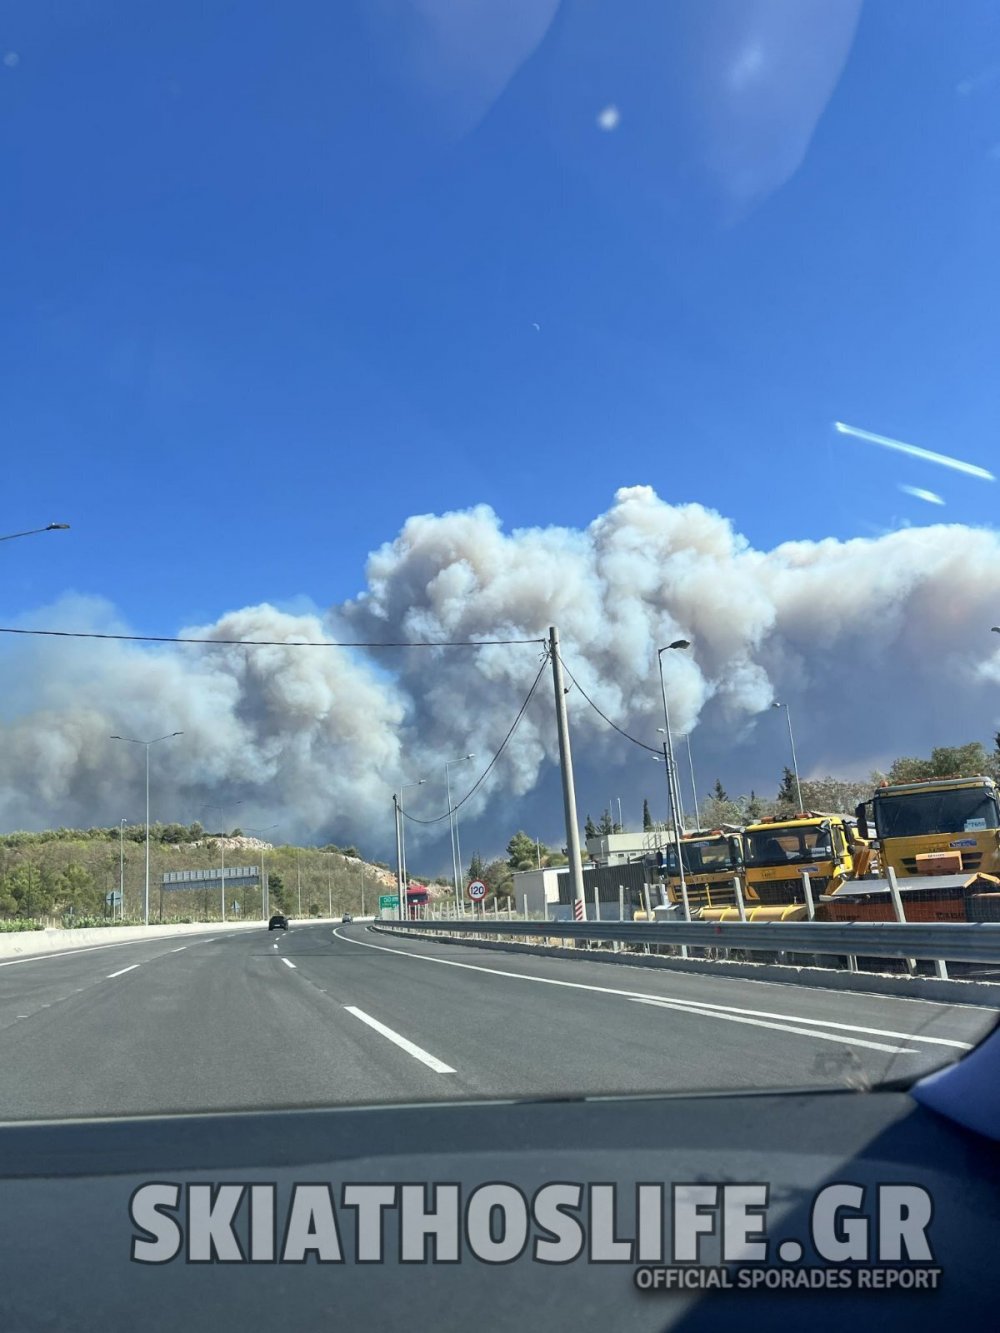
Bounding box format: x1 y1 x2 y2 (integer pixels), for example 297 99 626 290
0 627 546 649
401 653 550 826
557 654 661 755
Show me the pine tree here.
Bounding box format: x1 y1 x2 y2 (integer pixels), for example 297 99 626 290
642 799 653 831
712 779 728 802
776 767 797 809
584 815 597 839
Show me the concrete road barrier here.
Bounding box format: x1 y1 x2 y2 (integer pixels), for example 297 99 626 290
0 919 267 961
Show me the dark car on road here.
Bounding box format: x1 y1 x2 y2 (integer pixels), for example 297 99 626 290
268 914 289 931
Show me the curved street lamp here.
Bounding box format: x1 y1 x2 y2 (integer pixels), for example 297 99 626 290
0 522 70 543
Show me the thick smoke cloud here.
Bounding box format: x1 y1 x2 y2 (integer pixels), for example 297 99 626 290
2 487 999 853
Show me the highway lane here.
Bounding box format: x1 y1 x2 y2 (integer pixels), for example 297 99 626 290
0 930 237 1036
0 921 994 1120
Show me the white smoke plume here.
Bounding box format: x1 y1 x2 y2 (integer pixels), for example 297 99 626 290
2 486 1000 855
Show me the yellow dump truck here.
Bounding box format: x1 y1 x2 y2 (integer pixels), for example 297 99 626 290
662 829 745 915
834 775 1000 922
700 812 871 922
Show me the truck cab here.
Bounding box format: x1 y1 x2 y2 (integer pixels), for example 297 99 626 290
738 812 866 920
662 829 744 915
847 775 1000 920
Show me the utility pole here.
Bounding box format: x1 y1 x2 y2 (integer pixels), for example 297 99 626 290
549 626 586 921
393 794 404 921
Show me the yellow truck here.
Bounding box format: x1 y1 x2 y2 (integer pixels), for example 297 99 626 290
700 812 871 922
837 775 1000 922
662 829 745 915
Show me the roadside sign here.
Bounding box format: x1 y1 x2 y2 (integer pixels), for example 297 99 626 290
106 890 122 906
467 880 487 902
379 895 399 910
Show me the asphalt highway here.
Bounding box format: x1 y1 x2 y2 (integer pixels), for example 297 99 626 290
0 922 994 1119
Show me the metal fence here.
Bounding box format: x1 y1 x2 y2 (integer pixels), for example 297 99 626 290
374 916 1000 979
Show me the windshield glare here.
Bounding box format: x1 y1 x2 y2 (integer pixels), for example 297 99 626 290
666 840 737 875
875 790 1000 840
745 827 833 866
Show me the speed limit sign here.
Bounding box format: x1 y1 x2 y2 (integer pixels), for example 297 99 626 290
467 879 487 902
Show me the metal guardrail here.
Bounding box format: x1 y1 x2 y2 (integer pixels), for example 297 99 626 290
375 917 1000 966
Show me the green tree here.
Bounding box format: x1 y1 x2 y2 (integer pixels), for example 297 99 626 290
484 858 514 901
267 871 289 912
799 776 876 815
598 809 614 836
6 864 35 916
59 862 98 915
584 815 597 840
888 743 991 785
468 853 487 885
744 790 765 821
776 767 798 810
712 779 728 802
642 799 653 832
506 830 544 871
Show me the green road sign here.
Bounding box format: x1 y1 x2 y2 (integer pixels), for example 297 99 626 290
379 895 399 910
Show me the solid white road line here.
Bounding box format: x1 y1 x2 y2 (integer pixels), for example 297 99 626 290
0 938 194 969
344 1005 456 1074
625 993 972 1048
281 958 296 969
106 964 140 979
629 997 917 1055
332 929 969 1051
170 946 187 953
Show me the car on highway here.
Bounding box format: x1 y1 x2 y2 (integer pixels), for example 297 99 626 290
267 914 289 931
341 913 353 923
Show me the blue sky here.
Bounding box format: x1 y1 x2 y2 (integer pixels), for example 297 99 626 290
3 3 1000 857
3 0 998 630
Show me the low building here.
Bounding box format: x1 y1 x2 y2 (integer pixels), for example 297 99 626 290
584 831 671 866
509 866 568 917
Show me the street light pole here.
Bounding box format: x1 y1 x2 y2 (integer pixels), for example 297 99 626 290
657 642 692 923
205 801 243 921
772 702 804 811
110 732 183 926
119 819 126 920
245 825 278 919
445 754 475 911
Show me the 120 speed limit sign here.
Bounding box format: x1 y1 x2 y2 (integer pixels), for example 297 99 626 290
467 879 487 901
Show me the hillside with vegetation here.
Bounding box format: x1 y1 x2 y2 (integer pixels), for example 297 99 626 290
0 821 397 925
